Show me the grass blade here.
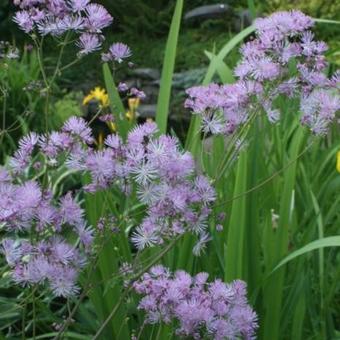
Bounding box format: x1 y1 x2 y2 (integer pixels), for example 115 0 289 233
155 0 183 134
224 150 248 281
272 236 340 272
203 25 255 85
204 51 235 83
103 63 128 139
263 125 305 339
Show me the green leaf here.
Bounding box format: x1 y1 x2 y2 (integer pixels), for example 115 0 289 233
247 0 256 21
103 63 128 139
204 51 234 84
155 0 183 134
263 125 305 340
203 25 255 85
272 236 340 272
225 150 248 281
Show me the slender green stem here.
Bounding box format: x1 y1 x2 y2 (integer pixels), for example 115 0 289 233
22 294 27 340
50 32 71 85
32 287 36 340
155 322 162 340
213 110 258 182
59 59 80 72
136 322 146 340
33 37 48 88
0 85 7 146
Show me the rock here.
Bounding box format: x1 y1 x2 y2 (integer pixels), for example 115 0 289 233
141 85 159 104
151 68 207 89
131 68 160 81
184 4 231 21
137 104 157 118
233 10 253 32
172 68 207 89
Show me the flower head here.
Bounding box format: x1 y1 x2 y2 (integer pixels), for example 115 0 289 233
77 33 102 56
84 3 113 32
83 86 109 107
102 43 132 63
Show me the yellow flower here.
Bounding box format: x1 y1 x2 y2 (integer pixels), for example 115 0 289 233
337 151 340 173
126 97 140 121
83 87 109 108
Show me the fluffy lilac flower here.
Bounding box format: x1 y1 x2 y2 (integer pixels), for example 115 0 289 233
104 134 122 150
76 223 94 250
84 3 113 32
131 161 158 186
130 87 146 99
9 132 39 173
19 132 39 154
186 81 261 135
131 223 160 250
35 200 57 230
17 181 42 211
118 82 129 92
59 192 84 226
60 14 84 32
37 17 64 36
1 239 22 266
102 43 132 63
77 33 102 55
185 83 223 113
254 10 314 46
50 238 77 265
300 89 340 134
49 267 80 297
69 0 90 12
13 10 33 33
127 121 158 146
134 266 258 339
0 168 11 183
85 149 116 189
250 58 281 81
62 116 93 143
99 113 114 122
194 176 216 205
39 131 73 158
193 232 212 256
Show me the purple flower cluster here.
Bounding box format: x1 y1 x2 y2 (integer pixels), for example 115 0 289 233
134 265 258 339
13 0 113 56
66 120 215 251
185 10 339 135
6 116 215 254
125 124 215 250
0 168 93 296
